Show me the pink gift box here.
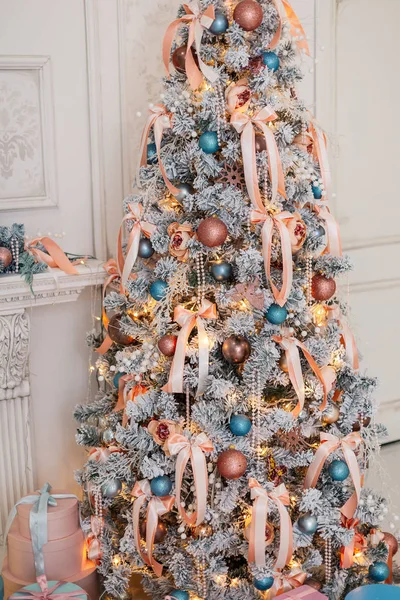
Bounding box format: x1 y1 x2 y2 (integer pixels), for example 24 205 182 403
279 585 327 600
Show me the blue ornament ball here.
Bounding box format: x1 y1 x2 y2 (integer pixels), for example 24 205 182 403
150 475 173 497
328 459 350 482
170 591 190 600
312 183 323 199
138 238 154 259
262 51 280 72
199 131 220 154
211 261 233 282
113 371 125 388
147 142 157 165
209 11 229 35
254 577 274 591
298 513 318 535
369 562 390 582
266 303 288 325
229 414 252 437
150 280 168 301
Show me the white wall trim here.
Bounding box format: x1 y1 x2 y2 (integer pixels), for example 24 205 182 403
117 0 132 199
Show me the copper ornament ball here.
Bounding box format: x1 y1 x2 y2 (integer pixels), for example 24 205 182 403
233 0 263 31
311 274 336 301
279 352 289 373
108 314 134 346
197 217 228 248
0 247 12 268
255 133 267 153
222 335 251 364
352 415 371 432
140 519 168 544
383 532 399 555
172 45 188 74
322 403 340 425
158 334 178 357
217 449 248 479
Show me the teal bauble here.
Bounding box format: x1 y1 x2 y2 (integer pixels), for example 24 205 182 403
328 459 350 481
113 372 125 388
101 478 122 498
138 238 154 259
298 513 318 534
199 131 220 154
312 183 323 199
170 591 190 600
369 562 390 582
254 577 274 591
262 51 280 72
174 183 195 202
150 280 168 301
209 11 229 35
150 475 173 497
147 142 157 165
211 261 233 282
266 303 287 325
229 414 252 436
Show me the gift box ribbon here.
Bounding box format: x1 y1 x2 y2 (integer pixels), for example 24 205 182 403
10 579 86 599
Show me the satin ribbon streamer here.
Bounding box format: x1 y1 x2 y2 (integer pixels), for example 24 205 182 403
138 104 180 195
162 300 217 395
273 335 328 415
315 203 342 258
117 202 157 292
96 259 121 355
248 479 293 568
10 580 86 599
167 433 213 526
327 307 359 371
3 484 79 580
271 568 307 597
269 0 310 56
304 432 363 518
340 517 366 569
309 120 331 199
25 238 79 275
132 479 174 576
251 210 294 306
231 107 286 210
114 379 148 427
163 1 218 90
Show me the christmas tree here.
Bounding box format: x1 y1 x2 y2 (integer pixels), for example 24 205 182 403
74 1 398 598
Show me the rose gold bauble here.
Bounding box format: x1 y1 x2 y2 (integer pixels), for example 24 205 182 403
305 579 322 591
233 0 263 31
311 274 336 301
140 519 168 544
383 532 399 555
352 415 372 432
279 352 289 373
222 335 251 364
254 133 267 153
172 45 188 74
322 403 340 425
108 314 134 346
0 247 12 268
158 334 178 357
193 524 213 539
197 217 228 248
217 449 247 479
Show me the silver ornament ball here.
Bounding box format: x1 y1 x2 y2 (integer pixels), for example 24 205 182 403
174 183 195 202
101 478 122 498
298 513 318 535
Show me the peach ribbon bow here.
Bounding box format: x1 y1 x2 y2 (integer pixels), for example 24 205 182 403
138 104 180 196
271 568 307 597
117 202 156 292
162 300 217 395
304 432 363 519
167 432 213 526
25 237 79 275
269 0 310 56
132 479 174 576
88 446 121 463
273 334 328 416
96 259 122 355
163 1 218 90
340 517 367 569
114 377 148 427
248 479 293 569
231 106 286 211
251 209 294 307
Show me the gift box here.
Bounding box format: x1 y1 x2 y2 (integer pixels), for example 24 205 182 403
10 581 87 599
278 585 328 600
345 584 400 600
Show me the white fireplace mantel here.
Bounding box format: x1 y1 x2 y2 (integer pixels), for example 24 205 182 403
0 260 106 536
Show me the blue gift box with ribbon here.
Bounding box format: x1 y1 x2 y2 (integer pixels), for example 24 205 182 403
346 585 400 600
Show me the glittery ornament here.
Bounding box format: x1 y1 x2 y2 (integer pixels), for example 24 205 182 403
369 562 390 582
311 274 336 301
229 414 252 436
158 334 177 357
266 303 288 325
170 591 189 600
233 0 263 31
150 475 173 497
150 280 168 301
199 131 220 154
298 513 318 534
262 51 280 71
140 519 167 544
0 247 12 268
108 314 134 346
102 429 115 444
328 459 349 481
197 217 228 247
312 183 323 199
254 577 274 591
383 532 399 555
352 415 371 432
322 403 340 425
216 162 246 191
101 478 122 498
193 524 213 539
217 448 247 479
222 335 251 364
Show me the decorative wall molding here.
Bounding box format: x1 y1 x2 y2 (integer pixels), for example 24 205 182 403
0 55 58 211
